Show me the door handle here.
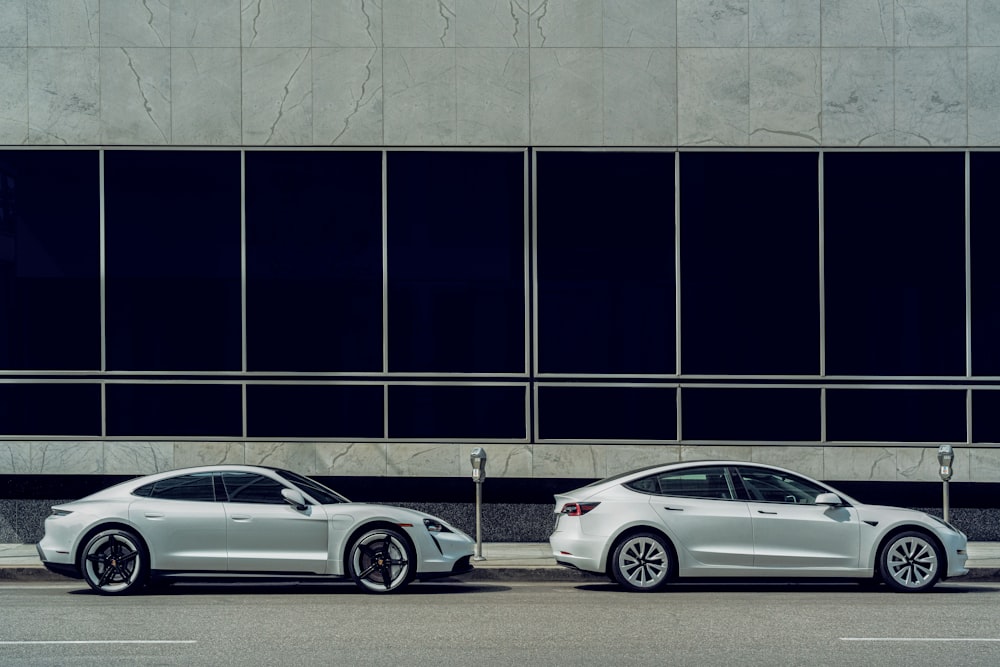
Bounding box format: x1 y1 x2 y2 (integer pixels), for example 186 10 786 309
757 510 778 515
230 515 251 522
143 513 164 519
663 506 684 511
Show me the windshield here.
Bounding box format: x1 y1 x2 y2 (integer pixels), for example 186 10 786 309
275 469 350 504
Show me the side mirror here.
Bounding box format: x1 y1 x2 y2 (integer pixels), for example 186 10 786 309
814 493 843 506
281 488 308 511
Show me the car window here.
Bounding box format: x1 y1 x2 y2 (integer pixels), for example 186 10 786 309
133 472 216 502
736 467 827 504
221 471 287 504
274 469 349 504
626 466 735 500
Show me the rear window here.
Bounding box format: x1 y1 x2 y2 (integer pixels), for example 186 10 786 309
625 466 734 500
133 472 216 502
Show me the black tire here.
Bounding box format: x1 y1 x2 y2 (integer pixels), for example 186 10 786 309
80 528 148 596
879 531 942 593
348 528 415 594
610 532 673 592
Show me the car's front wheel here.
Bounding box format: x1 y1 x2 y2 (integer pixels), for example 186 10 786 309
80 528 148 596
879 531 942 593
348 528 415 594
611 532 673 592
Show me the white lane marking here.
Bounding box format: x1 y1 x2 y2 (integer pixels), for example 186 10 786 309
0 641 196 645
842 638 1000 643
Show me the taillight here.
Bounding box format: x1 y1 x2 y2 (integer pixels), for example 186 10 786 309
560 502 600 516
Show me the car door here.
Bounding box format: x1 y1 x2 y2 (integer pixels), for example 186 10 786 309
736 466 861 570
644 465 754 568
129 472 228 571
220 471 329 573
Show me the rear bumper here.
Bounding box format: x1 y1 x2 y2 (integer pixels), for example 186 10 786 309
37 543 81 579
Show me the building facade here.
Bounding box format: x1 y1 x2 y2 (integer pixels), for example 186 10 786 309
3 1 1000 541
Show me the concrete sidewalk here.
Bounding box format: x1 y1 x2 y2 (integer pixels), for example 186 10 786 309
3 542 1000 583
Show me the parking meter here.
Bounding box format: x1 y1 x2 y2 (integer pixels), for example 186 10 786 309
470 448 487 560
937 445 954 523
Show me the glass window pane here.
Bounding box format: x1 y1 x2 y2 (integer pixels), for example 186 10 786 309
105 151 242 371
245 151 383 372
655 466 733 499
681 152 819 375
537 152 675 374
0 151 100 370
681 388 820 441
387 152 525 373
826 389 965 442
971 152 1000 376
0 383 100 436
222 471 286 504
388 385 526 439
736 467 826 504
972 390 1000 443
247 384 384 438
140 472 217 501
538 385 676 441
106 384 242 437
824 152 965 376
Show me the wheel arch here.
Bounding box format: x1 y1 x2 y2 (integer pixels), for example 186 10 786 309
603 525 678 579
873 525 947 579
342 520 417 569
75 521 150 572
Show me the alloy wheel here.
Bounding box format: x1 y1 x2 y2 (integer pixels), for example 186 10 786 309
82 529 145 595
882 532 940 592
349 529 413 594
612 533 672 592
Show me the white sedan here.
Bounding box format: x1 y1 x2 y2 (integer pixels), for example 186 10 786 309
37 465 475 595
549 461 968 592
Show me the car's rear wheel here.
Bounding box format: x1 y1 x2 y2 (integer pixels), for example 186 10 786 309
611 532 673 592
348 528 415 594
879 531 942 593
81 528 147 596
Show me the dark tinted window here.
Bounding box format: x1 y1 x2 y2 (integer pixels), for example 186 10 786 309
970 391 1000 443
538 385 676 441
736 466 826 504
0 151 100 370
681 152 819 375
387 152 525 373
388 384 526 439
0 383 101 436
247 384 384 438
681 388 820 441
826 389 966 443
105 151 242 371
824 152 965 376
222 471 287 504
536 152 675 374
971 152 1000 376
135 472 216 501
633 466 733 500
274 469 348 504
105 384 242 437
245 151 383 372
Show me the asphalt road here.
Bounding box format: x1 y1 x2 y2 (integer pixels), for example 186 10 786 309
2 579 1000 666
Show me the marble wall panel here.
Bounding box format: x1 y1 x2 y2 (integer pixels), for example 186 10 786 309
173 442 246 468
313 0 382 47
0 48 28 143
603 47 677 146
457 47 529 145
821 47 894 146
677 0 748 48
316 442 388 476
896 445 971 483
969 0 1000 47
603 0 676 47
0 442 31 474
969 449 1000 483
313 47 383 144
680 444 752 462
821 446 895 480
750 446 824 479
677 48 748 146
456 0 528 47
383 47 456 144
387 442 463 476
383 0 455 47
528 0 602 47
246 442 318 473
532 444 606 478
0 1 28 46
100 47 171 144
171 0 240 47
894 47 966 146
894 0 965 47
605 444 679 475
749 0 819 47
27 442 103 474
27 47 100 143
821 0 893 47
749 48 820 146
469 444 533 478
242 47 312 145
969 48 1000 145
27 0 99 47
171 47 241 144
241 0 311 47
104 441 174 474
529 48 601 145
100 0 170 47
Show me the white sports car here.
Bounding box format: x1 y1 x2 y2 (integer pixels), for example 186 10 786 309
549 461 968 592
37 465 475 595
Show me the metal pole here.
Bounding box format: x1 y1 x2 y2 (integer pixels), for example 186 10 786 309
474 481 484 561
943 479 950 524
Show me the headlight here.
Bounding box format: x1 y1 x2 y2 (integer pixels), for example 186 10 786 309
927 513 959 533
49 509 73 518
423 518 452 533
